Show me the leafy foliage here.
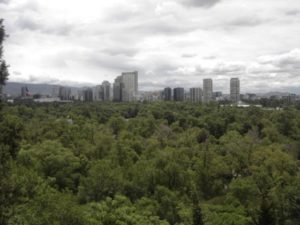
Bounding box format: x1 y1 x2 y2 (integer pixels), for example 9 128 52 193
1 101 300 225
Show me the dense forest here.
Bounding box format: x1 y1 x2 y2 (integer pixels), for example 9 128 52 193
0 101 300 225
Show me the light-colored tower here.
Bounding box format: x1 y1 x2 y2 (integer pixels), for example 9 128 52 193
203 79 213 103
121 71 138 102
230 78 240 103
190 88 202 102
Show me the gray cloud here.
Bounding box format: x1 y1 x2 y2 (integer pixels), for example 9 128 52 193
12 71 21 76
179 0 222 8
228 17 266 27
74 50 140 72
3 0 300 94
286 9 300 16
127 18 198 35
209 63 246 75
182 53 197 58
15 15 74 36
258 49 300 75
0 0 9 4
102 47 139 57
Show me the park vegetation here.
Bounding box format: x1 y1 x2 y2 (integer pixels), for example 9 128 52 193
0 101 300 225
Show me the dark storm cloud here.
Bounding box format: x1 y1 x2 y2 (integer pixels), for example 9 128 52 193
179 0 222 8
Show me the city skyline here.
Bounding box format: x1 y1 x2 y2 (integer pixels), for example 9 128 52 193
1 0 300 93
6 72 300 105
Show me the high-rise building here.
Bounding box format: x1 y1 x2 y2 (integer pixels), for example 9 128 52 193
283 93 297 104
190 88 202 102
121 71 138 102
102 81 111 101
230 78 240 103
82 88 93 102
113 76 123 102
21 86 27 97
163 87 172 101
203 79 213 103
0 85 3 100
94 85 103 101
173 87 184 101
58 86 71 100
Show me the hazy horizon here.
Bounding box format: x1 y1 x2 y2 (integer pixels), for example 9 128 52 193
1 0 300 93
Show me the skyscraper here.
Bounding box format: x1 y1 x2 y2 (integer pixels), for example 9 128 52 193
230 78 240 103
173 87 184 101
190 88 202 102
58 86 71 100
121 71 138 102
163 87 172 101
113 76 123 102
203 79 213 103
94 85 103 101
102 81 111 101
83 88 93 102
21 86 31 97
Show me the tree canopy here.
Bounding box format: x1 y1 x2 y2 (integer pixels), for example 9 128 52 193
0 101 299 225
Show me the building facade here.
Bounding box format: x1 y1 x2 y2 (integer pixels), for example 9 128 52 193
113 76 123 102
190 88 202 102
173 87 184 101
58 86 71 100
93 85 103 101
82 88 93 102
230 78 240 103
121 71 138 102
163 87 172 101
203 79 213 103
102 81 111 101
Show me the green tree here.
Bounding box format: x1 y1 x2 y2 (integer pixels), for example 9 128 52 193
78 160 123 202
0 19 9 99
84 195 169 225
0 145 12 224
18 140 85 192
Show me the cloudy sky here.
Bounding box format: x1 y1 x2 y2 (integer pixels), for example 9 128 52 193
1 0 300 93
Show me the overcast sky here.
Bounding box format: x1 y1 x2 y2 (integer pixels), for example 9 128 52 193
1 0 300 93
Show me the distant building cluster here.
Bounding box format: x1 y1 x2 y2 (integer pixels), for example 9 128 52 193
161 78 241 104
13 71 139 103
4 74 299 106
